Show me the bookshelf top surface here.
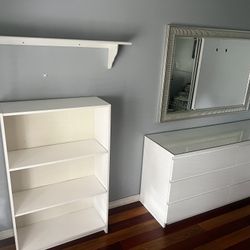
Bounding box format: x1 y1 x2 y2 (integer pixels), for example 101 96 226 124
0 97 110 116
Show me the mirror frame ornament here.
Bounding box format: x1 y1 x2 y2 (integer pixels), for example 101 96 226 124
159 24 250 122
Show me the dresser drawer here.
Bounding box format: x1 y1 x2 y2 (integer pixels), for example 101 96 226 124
167 188 229 224
229 181 250 203
171 147 236 181
231 163 250 184
169 168 232 203
237 143 250 164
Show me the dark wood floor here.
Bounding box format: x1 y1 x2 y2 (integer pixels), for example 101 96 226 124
1 198 249 250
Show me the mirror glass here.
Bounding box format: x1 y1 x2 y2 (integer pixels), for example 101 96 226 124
159 25 250 122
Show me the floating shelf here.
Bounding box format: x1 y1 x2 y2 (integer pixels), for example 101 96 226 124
13 175 106 217
17 207 105 250
8 139 108 171
0 36 132 69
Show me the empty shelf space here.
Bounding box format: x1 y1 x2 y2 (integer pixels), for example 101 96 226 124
17 207 106 250
8 139 108 171
13 175 107 216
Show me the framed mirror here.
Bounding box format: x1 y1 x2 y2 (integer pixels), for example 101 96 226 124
159 24 250 122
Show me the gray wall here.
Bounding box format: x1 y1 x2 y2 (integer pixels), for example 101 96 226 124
1 0 250 232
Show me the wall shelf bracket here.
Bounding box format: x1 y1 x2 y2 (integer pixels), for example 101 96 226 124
108 44 119 69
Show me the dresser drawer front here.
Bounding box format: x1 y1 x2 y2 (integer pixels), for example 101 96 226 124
169 168 232 203
238 143 250 164
229 181 250 203
172 147 236 181
232 163 250 184
167 188 229 224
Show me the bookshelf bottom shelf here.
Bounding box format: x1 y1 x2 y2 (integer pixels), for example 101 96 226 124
17 207 106 250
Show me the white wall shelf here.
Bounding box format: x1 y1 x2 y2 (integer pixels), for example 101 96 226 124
13 175 107 217
0 96 111 250
0 36 132 69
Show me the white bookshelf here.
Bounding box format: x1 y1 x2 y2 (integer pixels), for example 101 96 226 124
0 97 111 250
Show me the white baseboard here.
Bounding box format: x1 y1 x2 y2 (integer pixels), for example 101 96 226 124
109 194 140 209
0 229 13 240
0 195 140 240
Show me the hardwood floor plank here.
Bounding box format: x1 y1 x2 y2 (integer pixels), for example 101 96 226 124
162 215 250 250
194 226 250 250
109 202 142 216
0 238 14 248
199 205 250 230
63 219 161 250
109 206 147 224
127 225 204 250
0 245 15 250
109 213 153 233
97 242 123 250
226 237 250 250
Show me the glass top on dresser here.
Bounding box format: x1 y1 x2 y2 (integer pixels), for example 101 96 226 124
147 120 250 155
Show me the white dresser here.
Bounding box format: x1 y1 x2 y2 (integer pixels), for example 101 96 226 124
140 120 250 227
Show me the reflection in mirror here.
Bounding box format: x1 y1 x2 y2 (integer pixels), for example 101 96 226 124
159 25 250 122
168 37 197 112
193 38 250 110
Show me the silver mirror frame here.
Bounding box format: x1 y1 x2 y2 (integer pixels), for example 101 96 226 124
159 24 250 122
